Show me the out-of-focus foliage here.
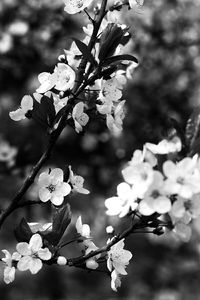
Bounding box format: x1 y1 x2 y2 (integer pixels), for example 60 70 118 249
1 0 200 299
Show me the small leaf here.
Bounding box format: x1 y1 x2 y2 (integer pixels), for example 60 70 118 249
44 204 71 246
14 218 32 242
102 54 138 66
32 95 56 128
98 23 126 62
185 106 200 152
73 38 97 67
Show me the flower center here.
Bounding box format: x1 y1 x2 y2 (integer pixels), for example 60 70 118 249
177 176 185 185
77 1 83 9
151 189 160 199
47 184 56 193
184 200 192 211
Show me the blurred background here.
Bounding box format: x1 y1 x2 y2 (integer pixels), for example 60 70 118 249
1 0 200 299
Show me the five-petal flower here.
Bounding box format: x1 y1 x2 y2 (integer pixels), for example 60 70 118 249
16 234 52 274
38 168 71 206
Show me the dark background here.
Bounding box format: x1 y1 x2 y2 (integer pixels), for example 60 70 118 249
1 0 200 299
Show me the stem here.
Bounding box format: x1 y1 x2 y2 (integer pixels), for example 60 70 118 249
84 8 94 24
66 215 161 267
73 0 108 93
58 238 79 249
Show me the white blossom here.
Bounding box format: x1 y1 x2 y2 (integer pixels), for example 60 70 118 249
0 140 17 167
122 161 154 199
57 256 67 265
9 95 33 121
107 239 132 291
38 168 71 206
68 166 89 194
170 212 192 242
1 250 21 284
76 217 100 269
145 137 182 155
106 100 126 134
63 0 94 14
170 194 200 219
105 182 138 217
163 155 200 199
139 171 171 216
85 240 100 270
76 216 91 239
100 78 122 102
111 270 121 292
16 234 52 274
129 0 144 9
72 102 89 133
36 63 75 94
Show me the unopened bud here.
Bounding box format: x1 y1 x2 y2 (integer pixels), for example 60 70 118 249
59 91 64 98
106 225 114 234
86 259 98 270
57 256 67 265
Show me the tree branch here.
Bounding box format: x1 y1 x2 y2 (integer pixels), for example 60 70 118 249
66 215 159 267
0 0 109 229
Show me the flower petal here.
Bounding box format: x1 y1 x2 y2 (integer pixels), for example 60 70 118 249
50 194 64 206
59 182 71 196
38 248 52 260
50 168 64 184
4 266 15 284
29 234 43 252
38 172 51 187
29 258 42 274
9 109 25 121
39 187 51 202
16 242 31 256
21 95 33 111
17 256 32 271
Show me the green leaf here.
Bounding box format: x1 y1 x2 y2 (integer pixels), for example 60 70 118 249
102 54 138 66
14 218 32 242
185 106 200 153
73 38 97 67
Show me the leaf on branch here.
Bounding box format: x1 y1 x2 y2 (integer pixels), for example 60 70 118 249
102 54 138 67
14 218 32 242
73 38 97 67
185 106 200 154
98 23 127 62
44 203 71 246
32 95 56 129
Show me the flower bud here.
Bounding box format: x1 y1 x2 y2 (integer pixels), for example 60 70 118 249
106 225 114 234
57 256 67 265
86 259 98 269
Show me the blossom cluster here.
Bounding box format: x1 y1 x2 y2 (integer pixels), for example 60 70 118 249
105 137 200 242
75 216 132 291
